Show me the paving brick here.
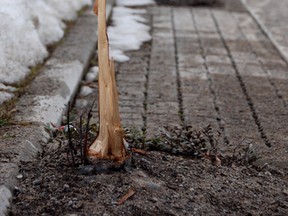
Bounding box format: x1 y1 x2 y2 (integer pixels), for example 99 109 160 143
173 7 195 31
119 105 144 114
147 88 178 102
120 113 143 119
212 9 288 158
146 114 181 138
119 100 143 107
206 55 231 65
118 66 148 75
208 65 234 75
147 102 179 115
203 47 228 56
122 119 144 129
193 8 218 33
117 74 146 83
119 94 145 102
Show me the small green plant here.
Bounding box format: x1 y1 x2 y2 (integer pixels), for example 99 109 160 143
0 98 17 126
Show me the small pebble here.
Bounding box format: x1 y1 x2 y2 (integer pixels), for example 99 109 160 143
149 197 158 203
133 170 148 178
140 158 151 165
50 197 57 202
33 179 41 186
68 200 73 207
72 202 83 209
134 178 161 191
16 174 23 179
78 165 95 175
162 156 168 161
265 171 272 176
145 182 161 190
283 189 288 196
14 186 20 194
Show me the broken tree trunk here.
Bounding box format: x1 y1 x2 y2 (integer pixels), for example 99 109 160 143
88 0 126 162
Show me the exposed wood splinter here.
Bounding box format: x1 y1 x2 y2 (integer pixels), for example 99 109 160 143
88 0 127 163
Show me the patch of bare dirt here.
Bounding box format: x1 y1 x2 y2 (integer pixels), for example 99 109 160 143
10 124 288 215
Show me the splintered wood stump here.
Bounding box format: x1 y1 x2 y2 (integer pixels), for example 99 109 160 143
88 0 126 162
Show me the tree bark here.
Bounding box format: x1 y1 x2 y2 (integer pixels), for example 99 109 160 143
88 0 126 162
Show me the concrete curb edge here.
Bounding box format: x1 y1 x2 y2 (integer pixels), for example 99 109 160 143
0 1 115 215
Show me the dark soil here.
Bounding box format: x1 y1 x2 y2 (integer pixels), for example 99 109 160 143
10 124 288 215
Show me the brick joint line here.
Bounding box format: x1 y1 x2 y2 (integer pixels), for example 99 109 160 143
230 12 288 109
142 14 153 132
190 8 228 144
171 8 185 125
210 9 271 147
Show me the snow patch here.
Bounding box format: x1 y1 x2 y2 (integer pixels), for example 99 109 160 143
28 0 65 45
86 66 99 81
45 0 92 21
0 0 92 84
109 50 130 62
80 86 94 97
0 83 17 92
108 1 154 62
0 0 48 83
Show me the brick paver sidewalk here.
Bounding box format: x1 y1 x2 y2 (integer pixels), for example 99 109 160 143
244 0 288 62
1 2 288 213
113 4 288 168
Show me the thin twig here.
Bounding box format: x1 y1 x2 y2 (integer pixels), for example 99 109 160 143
67 102 75 166
79 112 86 164
83 100 96 164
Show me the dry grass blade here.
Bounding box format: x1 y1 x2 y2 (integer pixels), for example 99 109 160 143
131 148 147 155
117 188 136 205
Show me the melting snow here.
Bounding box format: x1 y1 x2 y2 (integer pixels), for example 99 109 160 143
0 83 17 92
0 0 92 84
80 86 94 97
108 0 155 62
86 66 99 81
